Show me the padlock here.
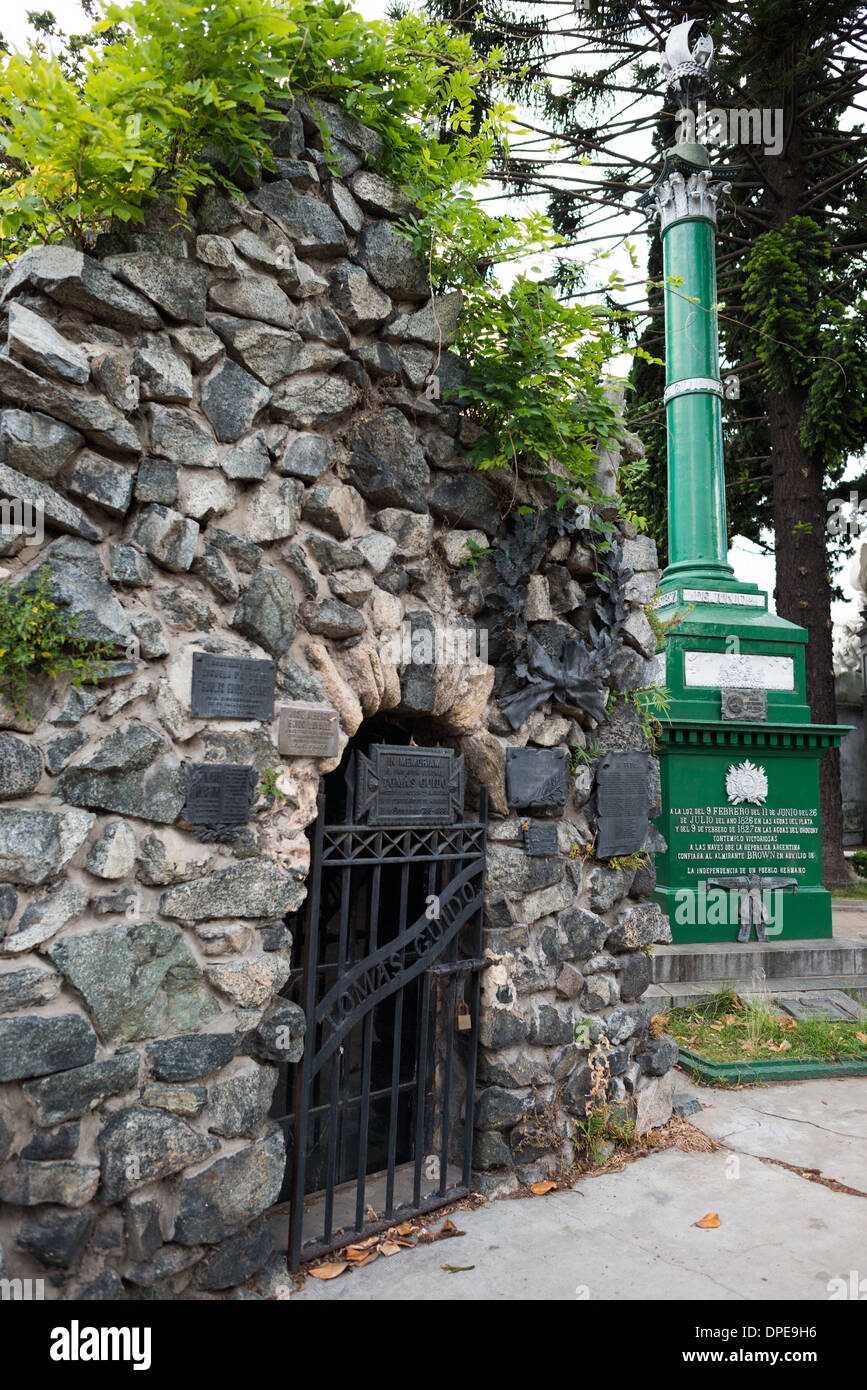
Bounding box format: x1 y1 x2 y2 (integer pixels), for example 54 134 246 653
456 1000 472 1031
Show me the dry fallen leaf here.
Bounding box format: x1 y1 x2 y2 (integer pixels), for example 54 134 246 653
709 1024 724 1032
394 1221 414 1236
417 1219 464 1244
856 1032 867 1045
379 1241 401 1257
310 1262 349 1280
530 1181 558 1195
778 1039 791 1052
694 1213 721 1229
441 1265 475 1273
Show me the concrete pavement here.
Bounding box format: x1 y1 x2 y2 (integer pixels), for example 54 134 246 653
266 1074 867 1301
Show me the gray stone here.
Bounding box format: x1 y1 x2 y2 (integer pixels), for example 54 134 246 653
0 806 94 885
275 656 325 703
210 314 303 385
73 1269 125 1301
127 504 199 571
99 1105 220 1202
202 359 271 443
15 1208 94 1269
206 528 263 574
607 902 672 951
330 180 364 232
208 274 296 329
673 1091 702 1119
296 94 384 161
329 261 392 330
52 685 103 725
355 532 396 574
174 1128 285 1244
149 405 218 467
24 537 134 649
246 997 307 1063
617 951 650 1001
278 432 333 481
86 821 137 880
0 1158 99 1208
3 245 163 329
304 532 364 572
0 408 82 480
50 920 218 1042
92 885 138 915
621 536 658 573
195 232 245 275
300 596 366 639
0 732 41 799
195 1215 274 1290
475 1086 528 1130
171 324 223 370
479 1006 530 1049
604 1004 649 1045
301 483 361 540
328 569 374 606
485 844 563 898
384 292 464 348
428 474 499 536
44 730 88 775
249 185 348 253
529 1003 574 1046
0 459 102 542
21 1122 79 1160
109 543 153 588
126 1194 162 1263
141 1083 206 1118
0 963 62 1012
131 334 194 403
124 1242 206 1288
67 450 135 517
356 221 428 296
635 1071 675 1135
160 859 304 921
23 1052 140 1125
372 508 433 559
587 865 634 913
131 612 169 659
207 1062 277 1137
232 566 297 656
348 170 415 217
135 457 179 505
218 432 270 483
352 342 402 379
193 545 239 602
295 303 350 347
473 1130 514 1170
175 470 237 525
579 973 618 1011
91 351 139 412
7 302 90 383
243 475 302 543
103 253 209 324
4 880 89 953
271 374 359 428
0 1014 97 1082
637 1035 679 1076
147 1033 238 1082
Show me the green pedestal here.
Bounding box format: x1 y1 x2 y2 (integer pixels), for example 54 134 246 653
651 589 845 944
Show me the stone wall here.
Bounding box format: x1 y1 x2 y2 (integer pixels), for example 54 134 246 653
0 92 674 1297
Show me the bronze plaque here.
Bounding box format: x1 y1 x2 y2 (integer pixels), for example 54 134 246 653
505 747 568 810
190 652 275 720
355 744 464 826
277 702 341 758
183 763 258 842
721 687 768 721
595 751 649 859
523 822 559 857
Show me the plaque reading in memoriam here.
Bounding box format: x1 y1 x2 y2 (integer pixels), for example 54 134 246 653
522 822 559 857
184 763 258 842
277 702 340 759
355 744 464 826
190 652 276 721
505 747 568 811
595 751 649 859
721 687 768 722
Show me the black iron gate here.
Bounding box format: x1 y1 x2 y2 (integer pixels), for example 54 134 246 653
281 754 488 1271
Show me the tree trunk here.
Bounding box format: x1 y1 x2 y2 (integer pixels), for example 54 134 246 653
767 388 851 885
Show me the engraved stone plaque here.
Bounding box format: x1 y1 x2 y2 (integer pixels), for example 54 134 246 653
522 822 559 857
355 744 464 826
683 651 794 691
190 652 275 720
277 702 341 758
721 687 768 721
595 751 649 859
505 747 568 811
183 763 258 842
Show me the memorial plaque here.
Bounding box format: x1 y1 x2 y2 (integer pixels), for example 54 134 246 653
277 702 340 759
505 747 568 811
184 763 258 842
595 751 649 859
190 652 275 720
721 687 768 722
356 744 464 826
522 822 559 857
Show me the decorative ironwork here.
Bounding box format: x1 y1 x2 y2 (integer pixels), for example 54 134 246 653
183 762 258 842
277 754 488 1272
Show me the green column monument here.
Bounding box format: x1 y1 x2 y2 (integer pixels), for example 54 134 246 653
647 21 845 944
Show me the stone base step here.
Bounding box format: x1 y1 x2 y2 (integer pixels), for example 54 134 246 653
647 975 867 1010
650 938 866 985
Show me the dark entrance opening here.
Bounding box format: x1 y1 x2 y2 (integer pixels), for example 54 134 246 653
273 718 488 1270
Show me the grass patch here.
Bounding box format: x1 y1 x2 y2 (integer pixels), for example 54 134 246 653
828 881 867 899
660 988 867 1064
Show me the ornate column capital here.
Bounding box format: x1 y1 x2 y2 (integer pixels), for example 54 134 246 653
650 169 731 230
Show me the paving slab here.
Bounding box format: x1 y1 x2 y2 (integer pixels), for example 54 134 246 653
679 1076 867 1192
282 1146 867 1301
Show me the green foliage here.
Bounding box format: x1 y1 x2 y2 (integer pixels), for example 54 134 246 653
0 571 112 716
851 849 867 880
258 768 285 801
459 536 491 572
573 1103 636 1165
607 684 671 743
